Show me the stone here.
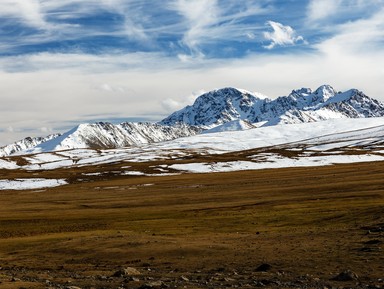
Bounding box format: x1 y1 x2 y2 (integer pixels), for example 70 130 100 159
127 276 140 282
331 270 358 281
180 275 189 282
113 267 141 277
256 263 272 272
11 277 21 282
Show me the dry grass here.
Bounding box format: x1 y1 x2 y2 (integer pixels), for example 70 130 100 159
0 159 383 288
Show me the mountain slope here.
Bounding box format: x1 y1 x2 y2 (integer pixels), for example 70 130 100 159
22 122 200 155
159 85 384 127
2 117 384 171
203 119 256 134
0 134 61 157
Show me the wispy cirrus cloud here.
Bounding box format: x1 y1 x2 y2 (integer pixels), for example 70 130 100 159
0 0 272 57
171 0 220 57
169 0 271 58
98 0 151 42
0 1 154 54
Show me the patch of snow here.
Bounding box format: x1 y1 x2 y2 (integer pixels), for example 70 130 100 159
306 140 361 151
147 173 181 176
0 178 67 190
27 153 67 164
0 159 19 169
122 171 145 176
168 154 384 173
24 160 75 170
82 172 103 176
203 120 255 134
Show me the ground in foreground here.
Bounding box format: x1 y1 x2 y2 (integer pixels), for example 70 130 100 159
0 161 383 288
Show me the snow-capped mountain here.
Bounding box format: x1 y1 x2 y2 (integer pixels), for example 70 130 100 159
2 117 384 172
4 122 200 156
28 122 200 154
159 87 265 128
160 85 384 127
0 134 61 157
2 84 383 157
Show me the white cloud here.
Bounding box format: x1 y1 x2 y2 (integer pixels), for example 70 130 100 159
97 83 126 94
0 52 178 73
161 89 205 113
315 7 384 53
306 0 384 23
0 0 49 29
263 21 305 49
161 98 183 112
307 0 343 21
40 127 53 133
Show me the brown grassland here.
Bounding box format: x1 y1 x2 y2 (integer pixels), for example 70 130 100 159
0 157 383 288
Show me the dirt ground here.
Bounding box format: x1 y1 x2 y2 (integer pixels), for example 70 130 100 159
0 160 383 288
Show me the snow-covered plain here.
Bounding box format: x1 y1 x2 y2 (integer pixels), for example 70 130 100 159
1 117 384 174
0 178 68 190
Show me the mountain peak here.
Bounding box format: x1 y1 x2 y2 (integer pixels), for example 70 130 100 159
160 87 266 128
291 87 313 96
193 87 258 103
314 84 336 101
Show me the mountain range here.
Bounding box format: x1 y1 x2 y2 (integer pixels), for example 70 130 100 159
1 84 384 156
160 85 384 127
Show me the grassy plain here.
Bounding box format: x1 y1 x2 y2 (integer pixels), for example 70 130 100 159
0 158 383 288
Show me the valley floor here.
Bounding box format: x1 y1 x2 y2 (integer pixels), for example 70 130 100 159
0 161 383 288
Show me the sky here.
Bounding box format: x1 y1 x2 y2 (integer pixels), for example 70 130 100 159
0 0 384 145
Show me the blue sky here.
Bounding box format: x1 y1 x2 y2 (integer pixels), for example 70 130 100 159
0 0 384 145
